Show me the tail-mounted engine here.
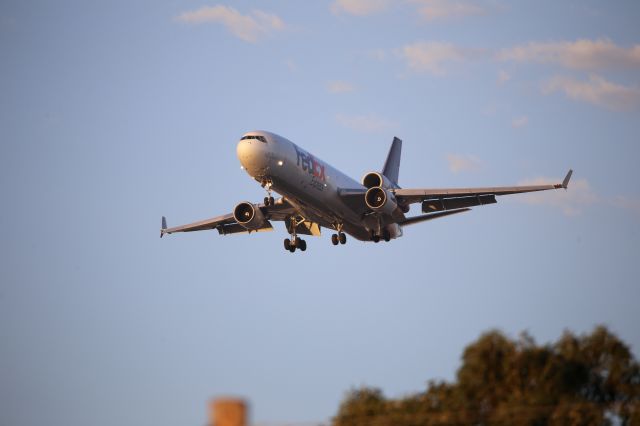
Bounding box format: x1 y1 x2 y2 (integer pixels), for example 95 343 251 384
365 186 398 215
362 171 409 214
233 202 268 230
362 172 392 190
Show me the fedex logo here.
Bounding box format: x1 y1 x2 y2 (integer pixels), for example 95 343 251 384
295 145 326 182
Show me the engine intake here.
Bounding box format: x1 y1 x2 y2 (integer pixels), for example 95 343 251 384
362 172 384 189
365 187 398 215
233 202 268 230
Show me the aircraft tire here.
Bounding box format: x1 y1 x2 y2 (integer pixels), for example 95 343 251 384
339 232 347 245
299 239 307 251
284 238 291 251
331 234 339 245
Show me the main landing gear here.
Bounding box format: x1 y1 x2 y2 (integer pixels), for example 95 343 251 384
331 223 347 246
370 229 391 243
283 216 306 253
284 237 306 253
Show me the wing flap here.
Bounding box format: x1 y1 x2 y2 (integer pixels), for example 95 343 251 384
394 170 572 206
216 222 273 235
422 194 496 213
400 208 471 226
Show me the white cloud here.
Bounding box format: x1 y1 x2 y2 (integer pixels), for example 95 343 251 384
335 114 395 133
612 196 640 216
175 5 284 43
498 38 640 71
512 116 528 128
399 41 479 75
284 59 297 72
367 49 388 61
515 177 640 218
330 0 390 16
411 0 485 21
515 177 597 216
543 75 640 111
327 81 356 94
446 154 482 173
497 69 511 84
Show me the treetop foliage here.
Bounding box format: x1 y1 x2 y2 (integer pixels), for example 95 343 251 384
333 326 640 426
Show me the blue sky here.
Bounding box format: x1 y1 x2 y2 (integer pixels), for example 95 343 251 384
1 1 639 425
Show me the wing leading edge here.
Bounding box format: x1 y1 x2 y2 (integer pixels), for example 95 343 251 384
394 169 573 210
160 198 297 237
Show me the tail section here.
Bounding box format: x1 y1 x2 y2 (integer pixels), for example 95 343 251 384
382 137 402 186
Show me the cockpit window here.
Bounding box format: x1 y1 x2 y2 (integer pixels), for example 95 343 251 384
241 135 267 143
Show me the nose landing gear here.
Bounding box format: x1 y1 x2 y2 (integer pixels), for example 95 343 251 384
283 216 307 253
261 179 275 206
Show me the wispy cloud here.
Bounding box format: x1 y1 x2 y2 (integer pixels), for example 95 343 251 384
498 39 640 71
612 196 640 216
284 59 297 72
399 42 482 75
512 116 529 128
497 69 511 84
411 0 486 21
330 0 390 16
446 154 483 173
175 5 284 43
543 75 640 111
515 177 597 216
335 114 395 133
327 81 356 94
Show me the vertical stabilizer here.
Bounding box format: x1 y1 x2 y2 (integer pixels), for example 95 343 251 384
382 137 402 186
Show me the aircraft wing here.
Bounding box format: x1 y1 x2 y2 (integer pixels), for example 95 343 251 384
160 198 297 237
394 170 572 211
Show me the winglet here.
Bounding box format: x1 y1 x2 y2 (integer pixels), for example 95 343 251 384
161 216 167 238
562 169 573 189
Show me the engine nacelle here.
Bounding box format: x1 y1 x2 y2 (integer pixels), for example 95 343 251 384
362 171 394 189
233 202 268 230
365 186 398 215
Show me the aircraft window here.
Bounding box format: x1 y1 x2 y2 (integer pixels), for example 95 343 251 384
240 135 267 143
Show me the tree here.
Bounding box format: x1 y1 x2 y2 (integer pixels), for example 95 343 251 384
332 326 640 426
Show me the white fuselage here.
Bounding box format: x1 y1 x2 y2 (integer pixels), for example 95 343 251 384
236 131 385 240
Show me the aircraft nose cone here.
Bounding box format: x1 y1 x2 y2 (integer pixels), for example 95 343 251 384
237 138 269 177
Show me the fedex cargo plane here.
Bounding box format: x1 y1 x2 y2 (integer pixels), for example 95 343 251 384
161 131 572 252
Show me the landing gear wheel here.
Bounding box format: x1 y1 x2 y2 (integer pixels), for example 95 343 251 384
383 229 391 242
372 235 380 243
265 197 270 206
339 232 347 245
284 238 291 251
331 234 339 245
269 196 275 205
299 239 307 251
289 245 296 252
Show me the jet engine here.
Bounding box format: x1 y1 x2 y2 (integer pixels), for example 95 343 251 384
362 172 390 189
233 202 268 230
365 186 398 215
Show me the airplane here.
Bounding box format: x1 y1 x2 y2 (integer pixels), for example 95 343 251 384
161 130 572 252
